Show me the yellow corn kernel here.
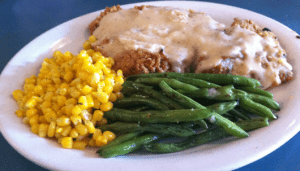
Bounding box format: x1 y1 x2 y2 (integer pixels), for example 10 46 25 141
92 129 102 140
109 93 117 102
44 92 54 101
95 136 108 147
83 40 92 50
61 125 72 137
56 126 64 134
26 109 38 118
57 96 67 106
92 110 103 121
93 99 101 109
70 115 82 126
64 71 74 82
69 88 81 98
99 102 113 112
73 141 87 150
87 72 100 87
63 51 73 61
103 85 113 94
85 120 95 134
31 123 39 134
65 98 77 105
12 89 23 101
86 49 95 56
108 57 114 66
80 110 92 121
86 95 94 108
40 100 52 110
51 102 60 112
75 124 88 136
61 137 73 149
29 114 39 126
34 85 43 95
72 105 82 115
15 109 25 117
56 115 71 126
70 128 79 138
25 97 38 108
103 131 116 142
78 96 88 110
23 117 30 124
89 35 97 43
38 123 49 138
64 104 74 116
81 85 92 95
93 92 109 104
116 69 123 77
115 75 124 85
60 82 69 89
44 109 57 123
47 121 56 137
39 115 48 124
113 82 123 92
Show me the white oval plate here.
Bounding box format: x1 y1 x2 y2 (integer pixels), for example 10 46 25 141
0 1 299 171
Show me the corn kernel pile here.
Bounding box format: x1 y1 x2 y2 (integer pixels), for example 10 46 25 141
12 36 124 150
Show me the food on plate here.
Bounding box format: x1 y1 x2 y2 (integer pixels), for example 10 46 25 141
11 4 286 157
89 5 293 89
12 36 125 149
96 73 278 157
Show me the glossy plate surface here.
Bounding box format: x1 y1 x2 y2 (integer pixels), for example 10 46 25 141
0 1 299 171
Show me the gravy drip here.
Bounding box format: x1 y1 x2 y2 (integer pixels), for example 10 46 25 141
92 6 292 88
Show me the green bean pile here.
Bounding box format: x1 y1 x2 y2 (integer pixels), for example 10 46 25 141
97 73 279 158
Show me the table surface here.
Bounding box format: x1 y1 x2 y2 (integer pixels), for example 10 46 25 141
0 0 299 170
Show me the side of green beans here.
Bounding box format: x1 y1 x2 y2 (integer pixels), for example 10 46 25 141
98 72 280 157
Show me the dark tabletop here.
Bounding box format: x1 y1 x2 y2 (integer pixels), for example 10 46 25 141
0 0 299 170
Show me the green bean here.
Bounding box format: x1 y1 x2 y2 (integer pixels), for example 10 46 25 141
135 77 199 91
127 73 261 87
239 98 277 120
235 86 273 99
104 108 213 123
144 117 269 153
180 85 238 101
159 81 206 109
168 76 220 88
206 101 238 115
97 131 143 153
248 94 280 111
98 122 196 137
122 81 184 110
158 81 207 128
131 106 152 111
113 97 169 111
100 133 163 158
228 109 251 120
208 113 248 138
